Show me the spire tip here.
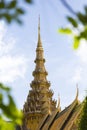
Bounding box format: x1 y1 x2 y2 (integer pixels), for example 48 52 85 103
76 84 79 100
37 15 42 48
38 15 40 31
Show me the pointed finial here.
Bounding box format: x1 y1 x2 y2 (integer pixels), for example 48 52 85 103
57 94 60 108
38 15 40 31
37 15 42 48
48 99 51 115
76 84 79 100
57 94 61 111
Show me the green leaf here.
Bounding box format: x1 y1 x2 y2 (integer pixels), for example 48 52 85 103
16 18 23 24
0 120 15 130
0 83 10 92
73 37 80 49
16 8 25 15
79 27 87 40
4 13 12 23
77 12 87 25
58 28 72 34
67 16 78 27
0 94 3 103
25 0 32 3
0 2 5 9
84 6 87 14
0 83 23 129
78 96 87 130
7 1 17 9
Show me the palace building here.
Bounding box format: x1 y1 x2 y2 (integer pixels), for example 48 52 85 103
21 18 83 130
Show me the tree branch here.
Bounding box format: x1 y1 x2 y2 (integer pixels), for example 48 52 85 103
60 0 76 15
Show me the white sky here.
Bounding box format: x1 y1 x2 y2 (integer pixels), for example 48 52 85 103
0 0 87 110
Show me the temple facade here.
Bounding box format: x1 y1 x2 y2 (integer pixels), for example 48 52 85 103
22 18 83 130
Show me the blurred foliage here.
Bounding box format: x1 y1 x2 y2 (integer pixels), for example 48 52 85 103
59 5 87 49
78 96 87 130
0 0 32 24
0 83 23 130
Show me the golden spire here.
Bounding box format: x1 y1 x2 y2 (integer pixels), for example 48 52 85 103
37 15 42 48
22 18 57 130
23 18 56 116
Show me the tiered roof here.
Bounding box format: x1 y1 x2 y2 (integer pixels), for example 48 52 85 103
37 88 82 130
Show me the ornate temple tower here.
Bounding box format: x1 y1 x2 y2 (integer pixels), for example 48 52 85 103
22 18 56 130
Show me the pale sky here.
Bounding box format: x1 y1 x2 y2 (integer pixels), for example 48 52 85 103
0 0 87 110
